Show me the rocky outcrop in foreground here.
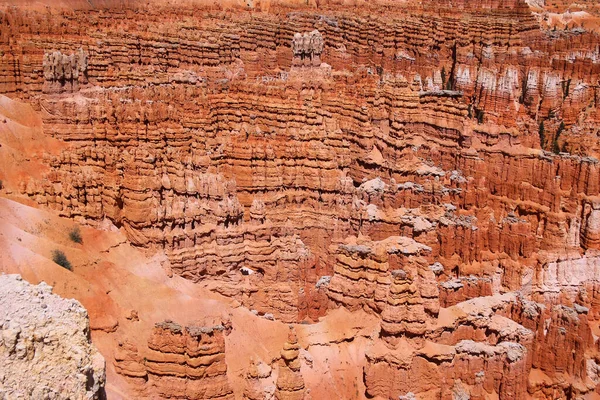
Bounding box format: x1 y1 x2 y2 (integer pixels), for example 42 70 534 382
0 274 106 400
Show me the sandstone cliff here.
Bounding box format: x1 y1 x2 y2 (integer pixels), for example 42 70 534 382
0 0 599 398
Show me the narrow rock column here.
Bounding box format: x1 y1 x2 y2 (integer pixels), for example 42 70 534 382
582 205 600 250
275 326 305 400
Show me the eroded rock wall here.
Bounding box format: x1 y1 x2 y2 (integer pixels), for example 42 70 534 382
114 319 234 399
1 0 600 398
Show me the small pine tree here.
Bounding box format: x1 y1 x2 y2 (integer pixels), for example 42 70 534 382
441 66 447 88
519 74 529 104
69 226 82 244
553 121 565 154
538 121 545 148
476 109 484 124
52 250 72 271
562 78 571 99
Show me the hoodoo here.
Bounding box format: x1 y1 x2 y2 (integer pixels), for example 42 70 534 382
1 0 600 398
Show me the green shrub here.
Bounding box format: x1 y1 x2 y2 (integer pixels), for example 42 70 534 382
538 121 545 148
562 78 571 99
553 121 565 154
475 109 485 124
69 226 82 244
441 66 447 88
52 250 72 271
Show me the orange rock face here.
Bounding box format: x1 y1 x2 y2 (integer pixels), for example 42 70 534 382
115 319 235 399
275 327 306 400
1 0 600 398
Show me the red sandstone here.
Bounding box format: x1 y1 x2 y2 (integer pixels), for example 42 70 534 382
1 0 600 398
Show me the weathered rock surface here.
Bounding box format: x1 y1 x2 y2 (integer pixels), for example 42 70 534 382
0 0 600 399
0 274 106 400
275 327 305 400
114 319 234 399
327 235 439 338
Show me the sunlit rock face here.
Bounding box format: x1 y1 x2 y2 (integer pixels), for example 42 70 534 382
0 274 106 400
1 0 600 398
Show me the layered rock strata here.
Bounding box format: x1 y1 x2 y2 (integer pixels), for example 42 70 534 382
43 49 88 93
327 235 439 338
114 319 234 399
275 327 305 400
1 0 600 398
361 291 600 399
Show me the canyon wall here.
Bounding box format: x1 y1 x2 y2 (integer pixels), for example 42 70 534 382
1 0 600 398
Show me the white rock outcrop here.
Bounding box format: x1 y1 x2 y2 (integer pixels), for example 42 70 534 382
0 274 105 400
